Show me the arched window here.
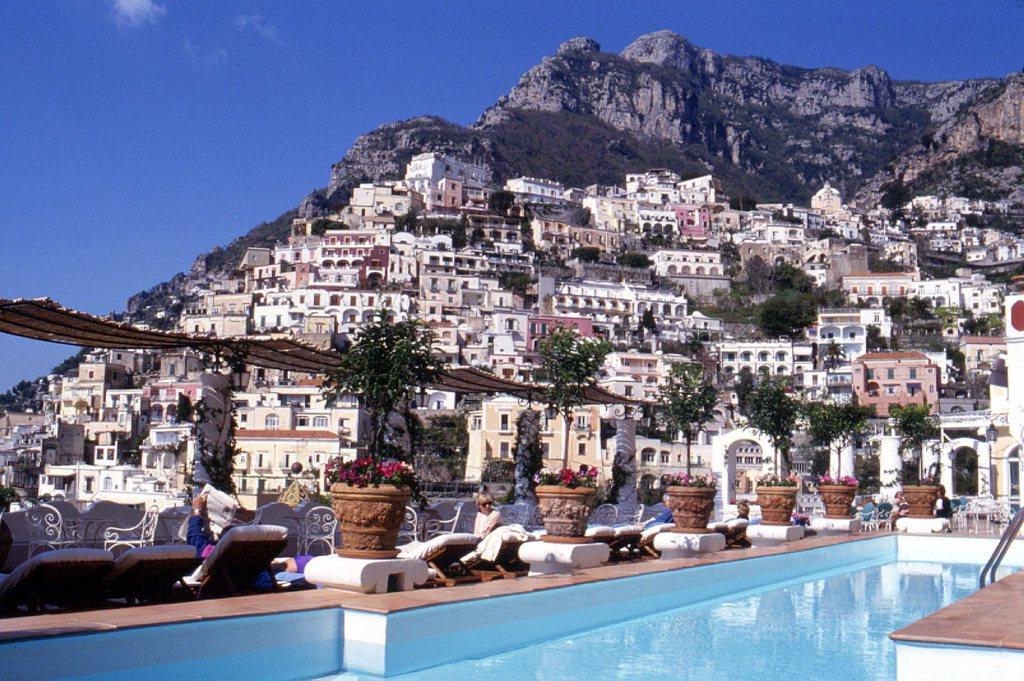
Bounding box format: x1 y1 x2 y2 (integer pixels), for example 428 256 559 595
313 416 328 428
103 478 113 491
265 414 280 430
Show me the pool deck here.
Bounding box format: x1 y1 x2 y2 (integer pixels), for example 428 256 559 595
891 569 1024 651
0 530 881 644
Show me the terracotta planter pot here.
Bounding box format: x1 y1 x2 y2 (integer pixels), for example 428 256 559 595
535 485 597 543
756 486 798 526
665 486 717 533
902 485 941 518
819 484 858 519
331 483 411 558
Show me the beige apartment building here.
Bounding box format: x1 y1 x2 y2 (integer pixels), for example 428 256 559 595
464 396 605 481
852 351 940 416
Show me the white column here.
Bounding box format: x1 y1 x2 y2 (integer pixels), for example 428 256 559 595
939 443 954 494
839 442 855 478
879 435 901 500
976 441 992 496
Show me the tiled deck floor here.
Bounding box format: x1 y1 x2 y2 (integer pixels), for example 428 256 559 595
0 531 879 643
891 569 1024 651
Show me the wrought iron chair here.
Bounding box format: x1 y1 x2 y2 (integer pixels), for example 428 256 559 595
26 504 78 556
103 505 160 553
424 500 477 538
299 505 338 555
615 503 644 525
398 506 422 545
589 503 618 526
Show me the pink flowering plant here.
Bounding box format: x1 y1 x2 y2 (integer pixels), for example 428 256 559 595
819 474 858 487
664 472 717 488
535 465 599 489
324 456 423 502
755 472 799 487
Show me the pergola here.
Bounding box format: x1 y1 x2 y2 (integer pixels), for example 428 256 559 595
0 298 636 405
0 297 644 503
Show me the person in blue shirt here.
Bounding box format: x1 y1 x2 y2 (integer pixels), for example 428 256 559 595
644 494 674 527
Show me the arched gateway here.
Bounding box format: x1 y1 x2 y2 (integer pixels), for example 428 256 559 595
710 428 777 517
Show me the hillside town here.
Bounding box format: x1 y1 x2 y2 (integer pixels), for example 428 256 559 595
2 152 1021 513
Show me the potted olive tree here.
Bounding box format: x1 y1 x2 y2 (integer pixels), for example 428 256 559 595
890 403 941 517
534 328 611 542
746 377 800 526
806 401 873 518
657 362 718 532
322 310 443 558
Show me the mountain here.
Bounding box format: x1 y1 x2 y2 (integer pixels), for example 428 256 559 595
105 32 1024 327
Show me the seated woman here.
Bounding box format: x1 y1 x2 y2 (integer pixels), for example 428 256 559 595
473 493 504 538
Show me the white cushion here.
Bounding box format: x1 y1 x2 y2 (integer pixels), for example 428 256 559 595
613 524 644 536
397 532 478 560
585 526 616 538
641 522 674 541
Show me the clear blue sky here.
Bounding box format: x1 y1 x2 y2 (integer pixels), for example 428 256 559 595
3 0 1024 391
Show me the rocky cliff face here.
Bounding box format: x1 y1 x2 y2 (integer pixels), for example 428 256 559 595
860 74 1024 205
306 30 1008 219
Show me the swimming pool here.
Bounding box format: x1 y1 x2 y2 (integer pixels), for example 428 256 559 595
351 560 994 681
2 535 1022 680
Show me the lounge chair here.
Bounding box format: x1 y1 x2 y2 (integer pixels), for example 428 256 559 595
607 524 645 560
708 518 750 549
102 544 198 605
181 524 288 599
639 522 673 557
459 526 529 581
583 525 642 561
398 533 480 586
0 548 114 614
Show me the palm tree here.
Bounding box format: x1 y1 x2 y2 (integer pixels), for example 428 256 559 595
822 340 847 371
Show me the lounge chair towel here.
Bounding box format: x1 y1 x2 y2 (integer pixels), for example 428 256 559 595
464 524 529 563
398 533 479 561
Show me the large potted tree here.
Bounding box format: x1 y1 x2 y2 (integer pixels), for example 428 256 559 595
657 361 719 532
806 401 873 518
890 403 941 517
322 310 443 558
534 328 611 542
746 377 800 526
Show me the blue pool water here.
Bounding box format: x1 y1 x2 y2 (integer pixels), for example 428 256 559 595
367 561 996 680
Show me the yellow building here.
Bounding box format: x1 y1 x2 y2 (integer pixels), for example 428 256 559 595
464 396 606 481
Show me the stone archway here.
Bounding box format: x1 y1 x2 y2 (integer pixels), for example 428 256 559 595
710 428 777 517
940 437 990 497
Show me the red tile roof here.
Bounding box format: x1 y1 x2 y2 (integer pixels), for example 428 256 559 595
962 336 1005 345
857 351 930 362
235 429 337 440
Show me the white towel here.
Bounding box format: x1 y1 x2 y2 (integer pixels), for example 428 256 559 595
462 524 529 563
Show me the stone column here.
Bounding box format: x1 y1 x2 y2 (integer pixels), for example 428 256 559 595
977 441 992 496
613 417 638 507
879 435 901 500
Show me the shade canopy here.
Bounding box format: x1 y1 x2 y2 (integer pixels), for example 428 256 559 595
0 297 639 405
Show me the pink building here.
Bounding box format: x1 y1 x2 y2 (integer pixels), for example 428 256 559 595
526 315 596 351
670 204 711 240
852 351 940 415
